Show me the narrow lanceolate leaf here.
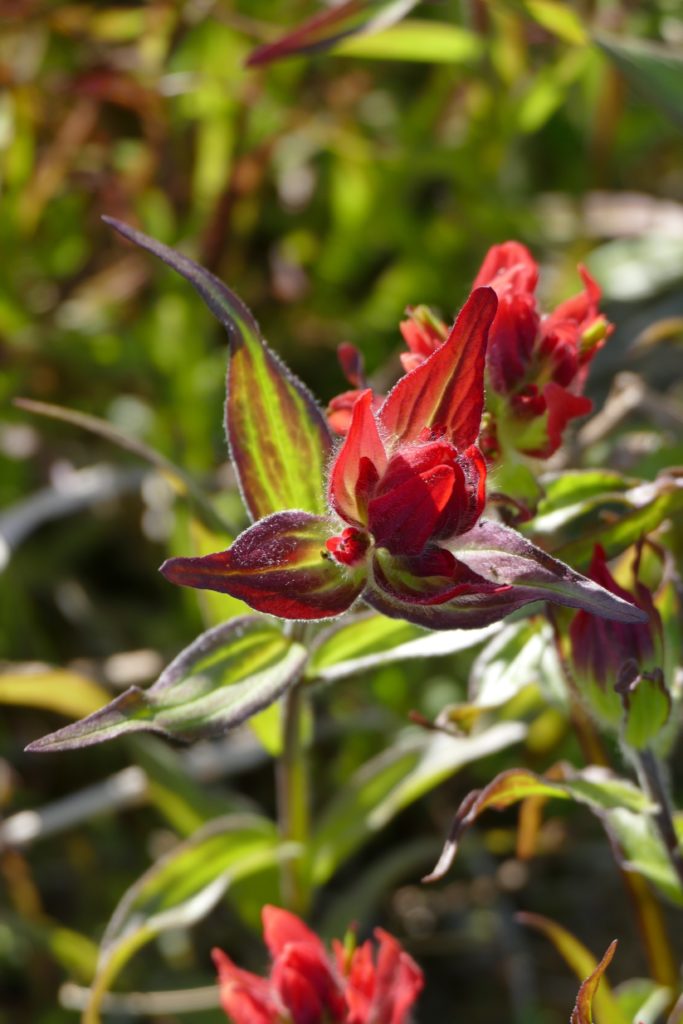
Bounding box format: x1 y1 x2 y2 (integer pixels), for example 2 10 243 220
517 915 622 1024
445 520 649 623
104 218 331 520
84 815 292 1022
378 287 497 448
246 0 421 67
162 512 363 620
425 765 652 882
26 618 307 752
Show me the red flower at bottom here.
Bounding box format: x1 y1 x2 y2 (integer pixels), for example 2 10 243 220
213 906 423 1024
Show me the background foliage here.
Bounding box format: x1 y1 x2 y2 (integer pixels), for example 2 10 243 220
1 1 682 1021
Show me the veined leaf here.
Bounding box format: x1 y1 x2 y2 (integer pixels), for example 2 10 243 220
425 764 652 882
0 668 107 719
104 218 332 521
82 815 293 1023
518 914 623 1024
310 722 526 886
26 617 307 752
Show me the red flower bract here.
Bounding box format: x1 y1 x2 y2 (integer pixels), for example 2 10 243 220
213 906 423 1024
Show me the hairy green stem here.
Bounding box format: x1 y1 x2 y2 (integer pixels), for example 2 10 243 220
635 748 683 893
277 627 311 913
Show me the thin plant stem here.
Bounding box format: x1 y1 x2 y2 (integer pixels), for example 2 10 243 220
635 748 683 892
277 623 311 914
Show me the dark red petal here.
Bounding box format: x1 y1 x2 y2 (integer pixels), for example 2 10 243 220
329 389 387 526
378 287 497 449
212 949 278 1024
368 466 456 556
338 343 365 387
539 382 592 457
372 930 424 1024
273 946 346 1024
161 512 363 620
472 241 539 294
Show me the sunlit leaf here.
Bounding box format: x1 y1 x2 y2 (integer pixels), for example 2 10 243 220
104 218 332 520
310 722 526 885
82 815 293 1023
0 668 108 719
307 611 499 683
26 617 307 752
522 1 587 45
334 21 484 63
604 808 683 906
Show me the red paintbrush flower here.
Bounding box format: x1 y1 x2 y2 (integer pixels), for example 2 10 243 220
213 905 423 1024
104 219 647 633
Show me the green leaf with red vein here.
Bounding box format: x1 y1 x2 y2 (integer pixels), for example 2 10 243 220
424 765 652 882
517 915 623 1024
162 511 364 620
246 0 421 67
378 287 497 448
104 218 331 520
25 617 307 752
445 519 649 623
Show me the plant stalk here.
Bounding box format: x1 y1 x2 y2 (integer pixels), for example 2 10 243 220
277 672 311 915
635 747 683 893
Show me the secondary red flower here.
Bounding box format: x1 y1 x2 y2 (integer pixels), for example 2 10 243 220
213 905 423 1024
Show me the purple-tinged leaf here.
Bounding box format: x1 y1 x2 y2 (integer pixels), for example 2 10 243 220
517 915 622 1024
162 511 363 620
424 764 651 883
378 287 497 448
25 618 307 752
246 0 420 68
104 217 332 520
445 519 649 623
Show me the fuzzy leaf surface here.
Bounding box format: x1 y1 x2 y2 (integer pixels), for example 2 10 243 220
104 218 331 520
26 618 307 751
162 512 363 619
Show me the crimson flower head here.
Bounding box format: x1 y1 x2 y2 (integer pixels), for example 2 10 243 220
103 218 647 634
473 241 612 459
213 905 423 1024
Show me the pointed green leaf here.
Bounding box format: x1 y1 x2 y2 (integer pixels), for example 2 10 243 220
308 612 499 683
104 218 332 520
425 765 653 882
26 617 307 751
310 722 526 886
334 21 484 63
83 815 293 1020
517 915 623 1024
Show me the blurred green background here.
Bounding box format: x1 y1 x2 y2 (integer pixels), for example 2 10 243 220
1 1 682 1021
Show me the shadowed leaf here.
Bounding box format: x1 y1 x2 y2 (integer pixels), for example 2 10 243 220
26 618 307 752
425 765 652 882
597 34 683 130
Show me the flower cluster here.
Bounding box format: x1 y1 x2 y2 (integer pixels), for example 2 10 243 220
102 219 645 634
213 905 423 1024
396 242 612 461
